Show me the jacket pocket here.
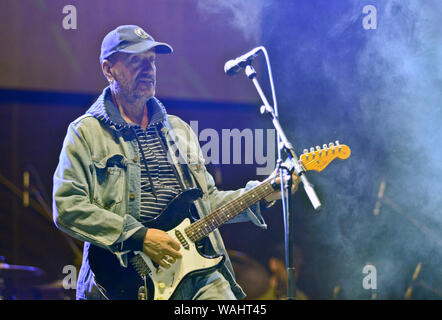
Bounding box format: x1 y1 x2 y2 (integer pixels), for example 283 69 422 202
91 154 127 213
187 160 208 196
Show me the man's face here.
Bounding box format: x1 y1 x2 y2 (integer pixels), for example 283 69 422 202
107 49 157 101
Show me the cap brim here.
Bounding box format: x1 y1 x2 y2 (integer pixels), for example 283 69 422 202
119 40 173 55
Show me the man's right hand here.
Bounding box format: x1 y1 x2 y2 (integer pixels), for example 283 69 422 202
142 228 182 268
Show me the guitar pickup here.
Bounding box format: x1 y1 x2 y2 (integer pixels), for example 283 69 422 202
175 230 190 250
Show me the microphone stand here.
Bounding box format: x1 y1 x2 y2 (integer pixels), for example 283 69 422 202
243 64 322 300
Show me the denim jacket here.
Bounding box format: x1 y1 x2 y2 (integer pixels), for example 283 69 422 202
52 87 268 299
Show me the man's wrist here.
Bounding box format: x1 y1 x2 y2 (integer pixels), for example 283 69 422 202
123 227 148 252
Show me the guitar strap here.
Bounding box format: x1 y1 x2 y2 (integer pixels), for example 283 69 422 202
160 119 195 191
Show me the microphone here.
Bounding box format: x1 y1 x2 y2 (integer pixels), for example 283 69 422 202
224 47 263 76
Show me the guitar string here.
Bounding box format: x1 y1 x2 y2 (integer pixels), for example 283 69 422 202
185 183 269 241
201 181 271 235
149 148 343 242
185 180 274 242
189 178 274 241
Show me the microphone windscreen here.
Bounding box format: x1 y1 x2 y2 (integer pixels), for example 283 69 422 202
224 59 241 76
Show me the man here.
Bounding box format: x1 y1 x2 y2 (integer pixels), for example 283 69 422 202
52 25 300 300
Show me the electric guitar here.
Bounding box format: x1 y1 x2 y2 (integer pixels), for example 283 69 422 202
89 142 351 300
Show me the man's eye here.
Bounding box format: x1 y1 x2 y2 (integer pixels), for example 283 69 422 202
130 57 140 64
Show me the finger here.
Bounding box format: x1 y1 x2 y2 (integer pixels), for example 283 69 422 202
160 262 171 269
166 247 182 260
165 255 175 264
161 254 178 268
169 238 182 251
156 257 171 269
167 255 178 264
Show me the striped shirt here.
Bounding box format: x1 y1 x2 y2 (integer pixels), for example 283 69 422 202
87 90 183 222
134 125 182 222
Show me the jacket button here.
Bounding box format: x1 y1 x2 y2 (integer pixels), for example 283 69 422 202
129 193 135 201
133 157 138 163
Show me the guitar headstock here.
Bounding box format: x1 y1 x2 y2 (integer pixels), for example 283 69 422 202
300 141 351 172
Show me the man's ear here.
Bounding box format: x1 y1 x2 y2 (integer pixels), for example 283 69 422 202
102 59 114 83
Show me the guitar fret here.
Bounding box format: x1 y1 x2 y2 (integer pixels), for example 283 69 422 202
185 179 276 242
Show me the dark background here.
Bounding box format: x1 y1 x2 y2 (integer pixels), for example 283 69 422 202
1 0 441 300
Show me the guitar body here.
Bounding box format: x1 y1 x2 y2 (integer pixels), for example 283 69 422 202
89 188 224 300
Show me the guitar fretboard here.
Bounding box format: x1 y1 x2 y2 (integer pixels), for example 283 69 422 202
184 178 276 242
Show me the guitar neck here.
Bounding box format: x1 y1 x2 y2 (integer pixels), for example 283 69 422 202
185 178 276 242
184 142 351 243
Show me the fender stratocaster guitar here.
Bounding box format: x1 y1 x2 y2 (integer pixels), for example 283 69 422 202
89 142 351 300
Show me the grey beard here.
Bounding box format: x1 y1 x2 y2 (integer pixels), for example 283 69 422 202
112 80 154 105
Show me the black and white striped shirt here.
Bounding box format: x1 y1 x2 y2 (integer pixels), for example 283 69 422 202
134 125 182 222
88 91 182 223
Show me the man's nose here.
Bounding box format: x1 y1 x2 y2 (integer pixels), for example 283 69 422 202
140 58 155 71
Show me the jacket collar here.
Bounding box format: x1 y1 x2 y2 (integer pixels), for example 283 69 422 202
86 86 168 130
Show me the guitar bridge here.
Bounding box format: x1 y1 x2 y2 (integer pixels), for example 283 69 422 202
131 255 152 278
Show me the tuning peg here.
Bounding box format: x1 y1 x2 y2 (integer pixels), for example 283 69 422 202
302 149 309 160
310 147 315 153
335 140 342 151
316 145 320 151
329 142 335 147
323 144 329 155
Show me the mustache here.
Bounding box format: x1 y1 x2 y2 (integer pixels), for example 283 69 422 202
136 72 155 82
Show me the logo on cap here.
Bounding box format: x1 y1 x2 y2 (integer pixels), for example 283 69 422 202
134 27 149 39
